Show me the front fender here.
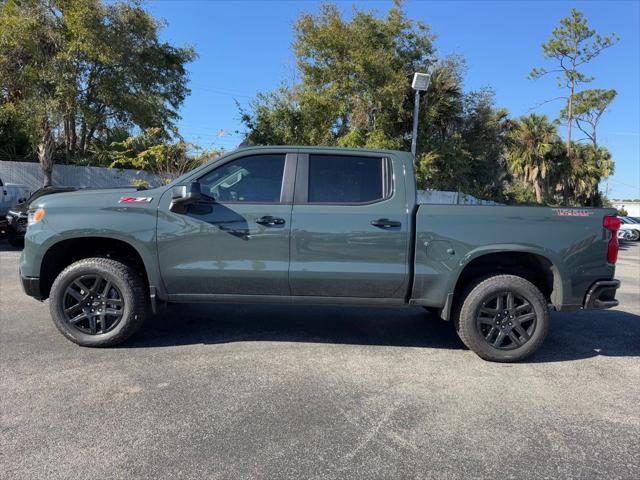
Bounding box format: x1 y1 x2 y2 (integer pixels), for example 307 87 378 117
20 203 164 299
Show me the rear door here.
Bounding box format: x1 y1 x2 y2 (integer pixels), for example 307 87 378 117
289 152 411 299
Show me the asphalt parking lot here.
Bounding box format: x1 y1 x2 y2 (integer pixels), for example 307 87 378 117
1 241 639 479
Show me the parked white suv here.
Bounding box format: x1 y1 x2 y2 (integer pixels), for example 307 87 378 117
618 217 640 241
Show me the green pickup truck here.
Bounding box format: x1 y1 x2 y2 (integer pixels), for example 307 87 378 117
20 146 622 361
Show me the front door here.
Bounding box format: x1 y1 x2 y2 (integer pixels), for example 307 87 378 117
289 152 411 299
157 152 296 296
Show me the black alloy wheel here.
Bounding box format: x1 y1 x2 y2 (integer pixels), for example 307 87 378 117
62 274 125 335
475 291 537 350
454 274 549 362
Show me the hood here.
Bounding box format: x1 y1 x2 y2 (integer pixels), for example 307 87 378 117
31 186 166 210
14 187 78 213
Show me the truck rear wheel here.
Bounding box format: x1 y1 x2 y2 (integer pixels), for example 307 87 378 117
454 274 549 362
49 257 147 347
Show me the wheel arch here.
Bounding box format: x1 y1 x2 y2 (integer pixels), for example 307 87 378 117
39 236 155 300
448 248 563 317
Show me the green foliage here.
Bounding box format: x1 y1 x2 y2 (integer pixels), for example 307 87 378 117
505 113 613 206
0 0 195 184
241 0 435 149
506 114 557 203
110 128 218 184
0 105 32 159
529 8 618 86
419 85 511 200
131 178 150 190
617 207 628 217
240 2 512 202
529 8 618 151
239 4 619 208
561 88 616 146
502 179 538 205
560 142 614 206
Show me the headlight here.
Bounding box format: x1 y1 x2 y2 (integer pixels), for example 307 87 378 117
27 208 45 227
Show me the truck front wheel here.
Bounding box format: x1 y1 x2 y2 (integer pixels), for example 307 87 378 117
49 257 147 347
454 274 549 362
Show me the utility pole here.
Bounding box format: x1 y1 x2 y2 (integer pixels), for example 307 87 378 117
410 71 432 158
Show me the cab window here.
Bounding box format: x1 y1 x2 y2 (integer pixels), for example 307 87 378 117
307 154 388 204
199 154 285 203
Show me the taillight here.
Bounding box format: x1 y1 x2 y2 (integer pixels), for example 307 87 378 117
603 215 621 264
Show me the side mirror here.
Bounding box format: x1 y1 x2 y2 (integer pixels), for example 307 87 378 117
169 181 207 214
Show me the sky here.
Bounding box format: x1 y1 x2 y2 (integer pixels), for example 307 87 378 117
147 0 640 200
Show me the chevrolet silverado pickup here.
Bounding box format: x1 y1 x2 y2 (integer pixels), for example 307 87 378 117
20 146 622 361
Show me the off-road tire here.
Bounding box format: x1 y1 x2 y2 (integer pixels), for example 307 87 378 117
454 274 549 362
49 257 147 347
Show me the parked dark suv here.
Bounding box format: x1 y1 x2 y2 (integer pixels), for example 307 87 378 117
5 186 76 246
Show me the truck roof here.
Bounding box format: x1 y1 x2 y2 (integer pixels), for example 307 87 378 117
231 145 413 157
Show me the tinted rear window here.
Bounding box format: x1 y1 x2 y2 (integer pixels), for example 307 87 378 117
308 155 384 203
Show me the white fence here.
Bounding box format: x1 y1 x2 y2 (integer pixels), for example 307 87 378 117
0 161 161 192
418 190 502 205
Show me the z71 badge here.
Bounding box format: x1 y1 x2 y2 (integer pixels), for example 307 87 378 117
119 196 153 204
552 208 593 217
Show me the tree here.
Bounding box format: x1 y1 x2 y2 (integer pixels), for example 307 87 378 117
417 84 511 199
561 143 614 206
0 108 31 160
240 2 514 201
529 8 618 156
241 0 435 149
239 85 309 146
0 0 195 185
562 88 616 148
506 114 558 204
109 128 218 185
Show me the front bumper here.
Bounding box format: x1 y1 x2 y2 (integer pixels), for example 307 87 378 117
6 213 27 233
583 279 620 309
20 274 43 301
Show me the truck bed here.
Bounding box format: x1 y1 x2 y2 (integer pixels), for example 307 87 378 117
411 204 616 311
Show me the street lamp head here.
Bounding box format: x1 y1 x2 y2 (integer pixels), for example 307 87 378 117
412 72 431 91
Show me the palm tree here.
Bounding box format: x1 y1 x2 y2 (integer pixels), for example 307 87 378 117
563 144 614 205
506 114 558 204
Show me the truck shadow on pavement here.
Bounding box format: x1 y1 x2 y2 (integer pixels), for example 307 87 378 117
126 303 466 351
122 302 640 363
0 241 22 252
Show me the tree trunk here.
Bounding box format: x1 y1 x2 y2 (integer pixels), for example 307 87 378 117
38 120 56 187
533 179 543 204
566 79 574 157
64 114 71 159
69 109 77 155
79 119 87 154
84 122 98 155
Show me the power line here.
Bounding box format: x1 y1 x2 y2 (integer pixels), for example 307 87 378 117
188 83 254 99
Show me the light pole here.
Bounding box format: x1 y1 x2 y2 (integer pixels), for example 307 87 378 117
411 72 432 157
